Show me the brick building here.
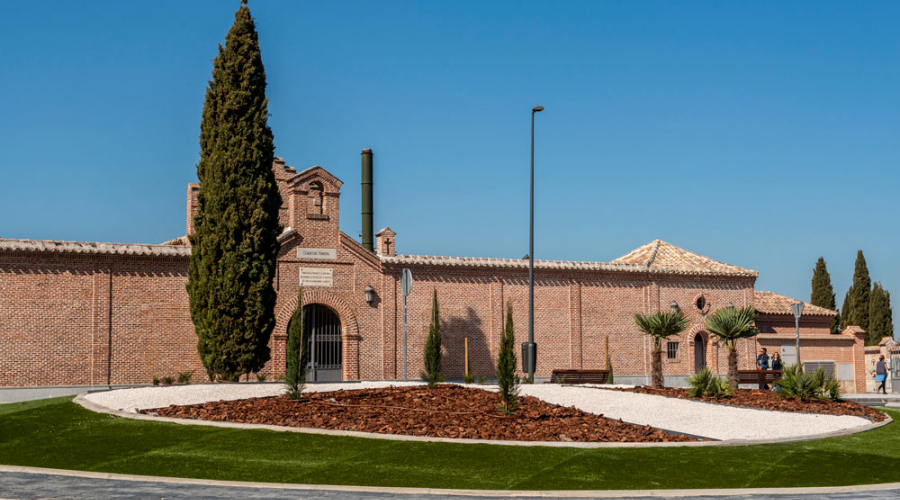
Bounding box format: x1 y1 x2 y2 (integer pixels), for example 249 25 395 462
0 155 866 391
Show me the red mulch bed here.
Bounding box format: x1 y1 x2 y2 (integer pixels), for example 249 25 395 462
614 386 887 422
145 385 699 443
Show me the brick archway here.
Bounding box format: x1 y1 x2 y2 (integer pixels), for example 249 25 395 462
275 289 361 380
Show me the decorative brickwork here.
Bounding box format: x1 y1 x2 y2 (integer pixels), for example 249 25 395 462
0 160 864 390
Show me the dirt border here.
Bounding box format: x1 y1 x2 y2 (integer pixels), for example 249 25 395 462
74 393 892 448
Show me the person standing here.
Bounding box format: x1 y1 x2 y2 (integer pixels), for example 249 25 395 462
771 352 784 391
874 355 888 395
757 347 770 390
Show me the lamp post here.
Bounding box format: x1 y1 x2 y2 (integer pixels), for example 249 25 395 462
525 105 544 382
790 302 804 367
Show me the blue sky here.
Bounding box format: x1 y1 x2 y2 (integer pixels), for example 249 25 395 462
1 1 897 334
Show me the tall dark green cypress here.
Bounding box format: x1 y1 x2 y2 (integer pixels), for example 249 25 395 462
841 250 871 335
423 289 443 386
810 257 841 335
496 302 519 415
868 283 894 346
285 288 308 399
187 1 282 382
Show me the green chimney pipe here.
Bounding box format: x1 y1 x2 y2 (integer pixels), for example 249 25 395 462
361 148 374 252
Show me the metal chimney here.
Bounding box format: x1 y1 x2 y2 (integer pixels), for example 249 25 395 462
361 148 374 252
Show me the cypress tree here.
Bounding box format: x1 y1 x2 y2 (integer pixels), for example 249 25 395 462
868 283 894 346
187 1 282 382
423 289 443 386
810 257 841 335
285 288 309 399
497 302 520 415
841 250 871 334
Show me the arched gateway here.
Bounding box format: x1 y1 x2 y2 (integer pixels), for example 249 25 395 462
286 305 343 382
694 333 707 373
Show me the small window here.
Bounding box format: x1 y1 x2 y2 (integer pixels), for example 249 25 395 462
696 296 706 311
667 341 679 359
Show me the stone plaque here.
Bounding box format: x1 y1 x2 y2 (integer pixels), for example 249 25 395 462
299 267 333 287
297 248 337 260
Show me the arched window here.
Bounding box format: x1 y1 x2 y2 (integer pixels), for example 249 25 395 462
309 182 324 215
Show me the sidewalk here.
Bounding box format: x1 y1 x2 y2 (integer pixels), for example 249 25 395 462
843 393 900 408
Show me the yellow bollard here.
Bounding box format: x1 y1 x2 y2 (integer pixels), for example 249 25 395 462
465 337 469 378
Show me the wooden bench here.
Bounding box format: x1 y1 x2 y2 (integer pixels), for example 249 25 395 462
549 369 610 384
737 370 783 385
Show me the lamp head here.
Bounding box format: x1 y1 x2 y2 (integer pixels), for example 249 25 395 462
532 105 544 113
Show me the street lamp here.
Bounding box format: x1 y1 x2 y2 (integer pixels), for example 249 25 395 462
525 105 544 382
790 302 804 368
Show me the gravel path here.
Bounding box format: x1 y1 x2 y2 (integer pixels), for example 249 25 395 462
83 382 873 442
517 385 871 441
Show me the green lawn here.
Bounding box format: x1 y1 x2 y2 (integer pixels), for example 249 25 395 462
0 397 897 490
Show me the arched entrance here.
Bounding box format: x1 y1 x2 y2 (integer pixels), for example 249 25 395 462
694 333 707 373
287 304 343 382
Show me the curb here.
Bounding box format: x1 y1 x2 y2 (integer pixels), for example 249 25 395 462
74 393 893 449
2 464 900 497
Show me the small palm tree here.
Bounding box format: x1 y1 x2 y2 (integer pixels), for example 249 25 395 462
633 310 690 388
704 305 760 389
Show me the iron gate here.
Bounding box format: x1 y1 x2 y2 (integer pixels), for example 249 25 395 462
298 304 343 382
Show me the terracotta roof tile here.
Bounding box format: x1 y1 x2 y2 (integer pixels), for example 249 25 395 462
754 291 838 317
610 240 758 277
0 238 190 257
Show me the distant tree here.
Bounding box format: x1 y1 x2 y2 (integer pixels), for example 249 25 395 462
868 283 894 346
841 250 871 334
187 1 282 381
705 306 760 390
497 302 520 415
422 289 443 386
633 310 690 388
284 288 309 399
810 257 841 335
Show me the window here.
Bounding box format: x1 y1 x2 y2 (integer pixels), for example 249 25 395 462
696 296 706 311
667 341 679 359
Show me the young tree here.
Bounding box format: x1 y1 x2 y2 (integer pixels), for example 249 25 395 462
497 302 520 415
187 1 282 382
705 305 760 389
423 289 443 386
868 283 894 346
633 310 690 388
810 257 841 335
284 288 309 399
841 250 871 333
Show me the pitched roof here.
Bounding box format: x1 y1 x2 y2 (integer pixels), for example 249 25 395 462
382 240 757 277
754 291 838 317
379 254 642 272
609 240 758 277
0 238 190 257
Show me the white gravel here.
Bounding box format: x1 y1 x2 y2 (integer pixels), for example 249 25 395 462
84 381 873 442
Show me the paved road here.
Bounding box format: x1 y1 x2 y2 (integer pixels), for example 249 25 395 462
2 471 900 500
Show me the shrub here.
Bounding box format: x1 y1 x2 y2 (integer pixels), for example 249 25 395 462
177 371 193 384
152 376 160 386
463 373 475 384
687 368 731 398
256 372 268 382
556 375 566 385
285 288 309 400
422 289 443 387
161 376 175 386
477 375 488 384
497 302 520 415
774 364 842 401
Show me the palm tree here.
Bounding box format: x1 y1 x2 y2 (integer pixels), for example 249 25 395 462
633 310 690 388
704 305 760 389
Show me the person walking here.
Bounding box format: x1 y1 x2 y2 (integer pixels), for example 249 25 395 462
757 347 770 390
771 352 783 391
874 355 888 395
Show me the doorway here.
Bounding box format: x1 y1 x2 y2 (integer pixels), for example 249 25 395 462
694 333 707 372
287 304 343 382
